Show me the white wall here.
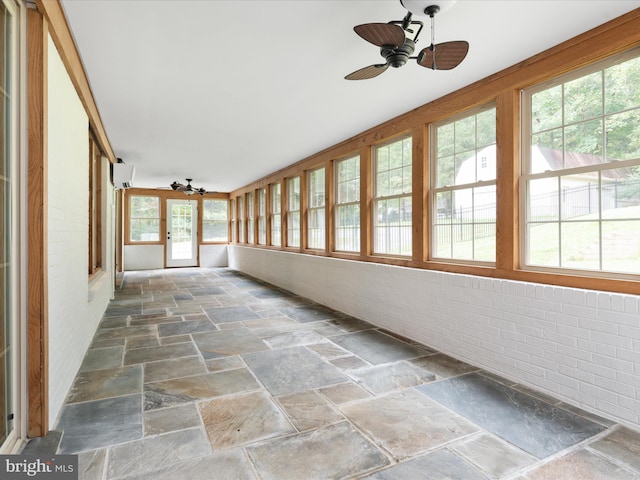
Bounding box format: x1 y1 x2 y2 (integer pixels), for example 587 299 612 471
229 245 640 429
123 245 229 270
123 245 164 270
200 245 228 267
47 34 114 427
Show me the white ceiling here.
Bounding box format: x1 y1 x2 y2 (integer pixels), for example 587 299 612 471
60 0 640 193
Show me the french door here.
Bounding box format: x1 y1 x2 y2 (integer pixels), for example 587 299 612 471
166 199 198 267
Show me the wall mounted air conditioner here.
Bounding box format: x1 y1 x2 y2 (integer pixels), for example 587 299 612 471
112 163 135 189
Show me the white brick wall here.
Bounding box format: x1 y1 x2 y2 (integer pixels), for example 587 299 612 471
229 245 640 428
47 35 114 427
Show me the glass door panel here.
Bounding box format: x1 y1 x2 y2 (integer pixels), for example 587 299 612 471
166 199 198 267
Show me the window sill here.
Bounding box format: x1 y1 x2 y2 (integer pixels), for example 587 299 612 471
88 269 109 303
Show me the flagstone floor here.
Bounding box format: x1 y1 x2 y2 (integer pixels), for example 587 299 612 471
49 267 640 479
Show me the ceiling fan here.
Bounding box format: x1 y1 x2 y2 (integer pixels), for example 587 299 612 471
170 178 207 196
345 0 469 80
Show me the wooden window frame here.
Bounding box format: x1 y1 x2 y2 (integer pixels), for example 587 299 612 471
371 136 413 257
126 194 161 244
520 48 640 279
202 198 229 243
306 166 326 251
334 154 361 253
269 182 281 247
246 191 255 244
237 195 245 243
285 176 301 249
88 132 102 276
430 104 497 265
257 187 267 245
230 197 237 243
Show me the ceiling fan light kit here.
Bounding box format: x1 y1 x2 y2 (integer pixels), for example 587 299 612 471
345 0 468 80
399 0 457 17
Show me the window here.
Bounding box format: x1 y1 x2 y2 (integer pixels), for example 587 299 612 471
335 155 360 252
270 182 281 246
129 195 160 242
286 176 300 247
307 167 325 249
203 199 229 242
523 51 640 275
238 195 245 243
246 191 255 244
373 137 412 256
230 198 237 242
88 134 102 274
432 106 497 262
257 188 267 245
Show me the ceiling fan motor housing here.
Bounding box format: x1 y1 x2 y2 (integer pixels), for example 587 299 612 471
381 38 415 68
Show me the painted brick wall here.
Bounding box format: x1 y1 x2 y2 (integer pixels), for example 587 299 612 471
47 35 114 427
229 245 640 429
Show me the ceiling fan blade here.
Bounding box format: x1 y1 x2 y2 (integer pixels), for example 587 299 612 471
417 41 469 70
354 23 405 47
345 64 389 81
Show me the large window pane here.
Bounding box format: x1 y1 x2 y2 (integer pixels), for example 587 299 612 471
230 198 236 242
335 155 360 253
286 177 300 247
246 191 255 244
270 182 281 246
237 196 245 243
307 168 325 249
373 137 412 256
432 106 496 263
373 197 412 256
129 196 160 241
257 188 266 245
203 199 228 242
523 50 640 276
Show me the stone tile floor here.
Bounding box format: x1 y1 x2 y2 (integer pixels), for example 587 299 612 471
45 268 640 479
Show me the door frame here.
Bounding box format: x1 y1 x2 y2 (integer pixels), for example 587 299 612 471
1 0 27 453
166 199 199 267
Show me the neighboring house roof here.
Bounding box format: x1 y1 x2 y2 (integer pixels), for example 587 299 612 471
536 146 629 179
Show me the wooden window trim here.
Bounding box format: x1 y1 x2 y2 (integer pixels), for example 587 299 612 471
88 132 102 276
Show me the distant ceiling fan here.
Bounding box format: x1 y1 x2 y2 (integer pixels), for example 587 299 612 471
170 178 206 196
345 0 469 80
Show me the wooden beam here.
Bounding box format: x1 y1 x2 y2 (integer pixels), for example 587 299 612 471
411 126 426 264
34 0 116 163
495 90 520 272
27 8 48 438
359 146 371 257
